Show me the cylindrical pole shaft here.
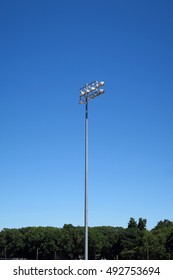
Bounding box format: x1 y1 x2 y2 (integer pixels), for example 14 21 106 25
84 100 88 260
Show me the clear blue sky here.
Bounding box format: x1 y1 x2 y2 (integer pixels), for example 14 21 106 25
0 0 173 230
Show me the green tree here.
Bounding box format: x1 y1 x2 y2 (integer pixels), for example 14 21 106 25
119 218 148 259
59 224 83 259
137 218 147 230
150 219 173 259
0 228 24 259
166 229 173 259
128 218 138 228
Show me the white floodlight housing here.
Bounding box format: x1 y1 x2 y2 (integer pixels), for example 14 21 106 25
99 89 105 94
80 90 85 96
90 86 96 91
94 93 98 97
79 100 85 104
100 81 105 86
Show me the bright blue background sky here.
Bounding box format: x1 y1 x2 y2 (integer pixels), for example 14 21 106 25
0 0 173 230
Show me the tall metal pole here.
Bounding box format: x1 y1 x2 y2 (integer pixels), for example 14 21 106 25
84 98 88 260
79 80 105 260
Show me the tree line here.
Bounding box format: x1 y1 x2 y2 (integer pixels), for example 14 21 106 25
0 218 172 260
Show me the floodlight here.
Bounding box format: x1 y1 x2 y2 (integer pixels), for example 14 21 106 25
79 100 85 104
100 81 105 86
90 86 96 91
80 90 85 96
99 89 105 94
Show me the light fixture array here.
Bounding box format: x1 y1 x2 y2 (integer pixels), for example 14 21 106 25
79 80 105 104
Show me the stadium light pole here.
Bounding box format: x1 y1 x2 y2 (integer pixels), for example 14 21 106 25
79 80 105 260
